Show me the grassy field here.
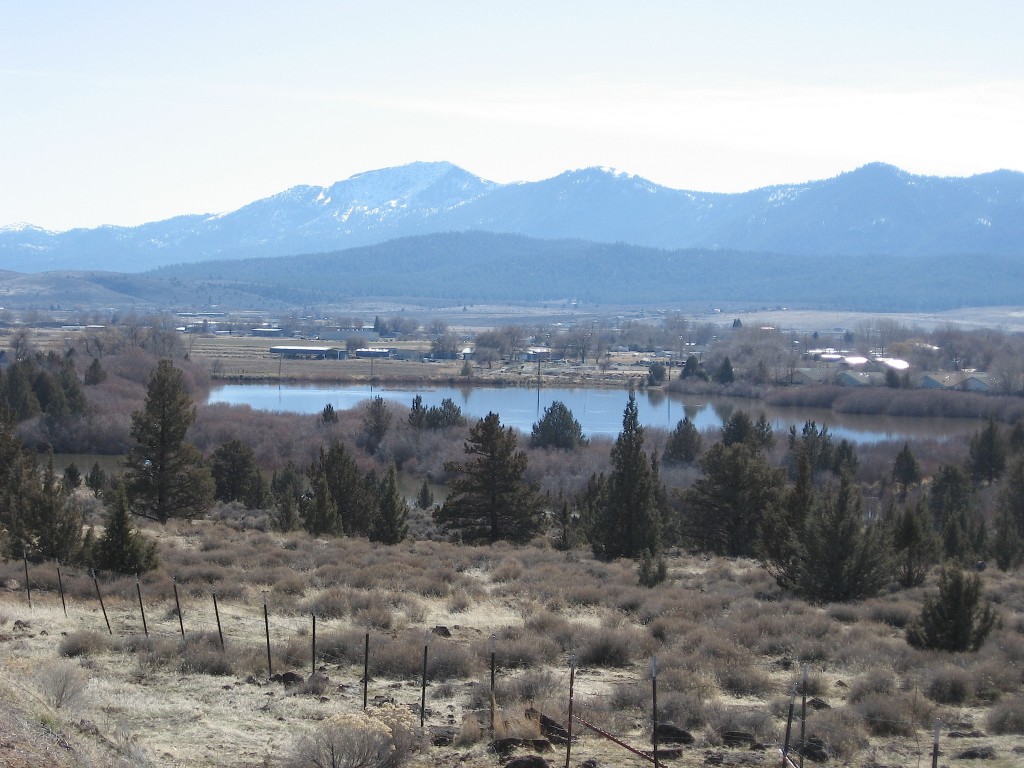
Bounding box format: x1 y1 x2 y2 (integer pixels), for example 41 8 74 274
2 515 1023 767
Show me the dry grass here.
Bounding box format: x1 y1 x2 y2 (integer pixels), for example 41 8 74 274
4 524 1024 768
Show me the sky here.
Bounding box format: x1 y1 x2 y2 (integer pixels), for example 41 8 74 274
2 1 1023 232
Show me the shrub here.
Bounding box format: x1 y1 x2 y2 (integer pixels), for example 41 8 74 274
852 692 931 737
284 705 423 768
59 630 114 658
907 567 999 652
805 708 869 758
986 695 1024 734
925 664 975 704
36 661 88 710
575 626 638 668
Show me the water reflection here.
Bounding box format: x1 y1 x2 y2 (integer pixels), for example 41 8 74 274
207 383 982 445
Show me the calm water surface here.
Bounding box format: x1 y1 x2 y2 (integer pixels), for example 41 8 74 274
207 383 982 445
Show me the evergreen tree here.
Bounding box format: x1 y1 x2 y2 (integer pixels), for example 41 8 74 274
796 473 893 602
907 566 998 652
930 464 985 562
85 462 107 497
686 441 786 557
434 412 542 543
416 479 434 510
788 421 834 475
301 474 339 536
891 497 940 587
124 360 214 524
93 481 158 574
992 456 1024 569
408 395 427 429
832 439 859 476
321 403 338 424
590 394 664 560
713 356 735 384
969 416 1007 484
63 462 82 489
647 362 666 386
663 416 702 465
892 442 922 498
361 396 392 454
270 461 304 532
84 357 107 385
530 401 587 451
758 447 814 590
681 354 708 381
30 455 85 563
309 443 372 535
211 439 265 508
370 462 408 544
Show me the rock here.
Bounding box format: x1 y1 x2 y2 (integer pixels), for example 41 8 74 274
280 671 304 687
799 736 829 762
807 697 831 710
722 731 755 748
526 709 571 744
504 757 550 768
489 738 552 759
430 726 457 747
581 760 598 768
655 722 694 745
433 625 452 638
957 746 996 759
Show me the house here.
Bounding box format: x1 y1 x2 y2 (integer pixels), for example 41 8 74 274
836 370 886 387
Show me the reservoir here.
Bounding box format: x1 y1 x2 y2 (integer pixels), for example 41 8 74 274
207 383 982 445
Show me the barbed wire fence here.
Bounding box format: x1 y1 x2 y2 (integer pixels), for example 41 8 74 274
4 555 948 766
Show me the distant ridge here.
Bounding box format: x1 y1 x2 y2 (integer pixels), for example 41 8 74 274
1 161 1022 273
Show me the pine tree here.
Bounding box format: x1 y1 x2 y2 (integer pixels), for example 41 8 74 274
301 474 340 536
84 357 107 385
85 462 107 497
321 403 338 424
663 417 702 465
590 394 664 560
891 497 940 587
211 439 265 508
93 481 158 574
907 566 998 651
309 443 372 535
530 401 587 451
123 360 214 524
758 447 814 590
370 462 408 544
796 473 893 602
416 479 434 510
892 443 922 498
713 356 735 384
361 396 392 454
969 416 1007 484
434 412 542 543
29 454 85 563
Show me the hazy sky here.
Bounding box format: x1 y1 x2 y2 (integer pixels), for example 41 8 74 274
3 1 1022 231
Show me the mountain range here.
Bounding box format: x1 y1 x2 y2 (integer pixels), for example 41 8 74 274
2 161 1023 274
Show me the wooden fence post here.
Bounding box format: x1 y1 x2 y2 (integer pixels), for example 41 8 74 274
652 656 659 768
565 655 576 768
420 629 429 728
213 592 224 650
136 575 148 636
91 570 111 635
311 612 317 677
56 561 67 617
363 628 370 709
23 556 31 608
173 577 185 639
264 603 272 678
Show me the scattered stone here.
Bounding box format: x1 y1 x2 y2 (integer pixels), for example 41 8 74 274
722 731 756 748
655 722 694 745
799 736 829 762
504 756 550 768
526 709 571 744
949 730 986 739
433 625 452 638
430 726 457 747
490 738 552 759
957 746 995 760
807 697 831 711
581 759 598 768
280 671 304 687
